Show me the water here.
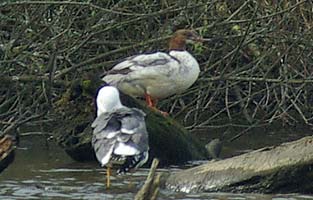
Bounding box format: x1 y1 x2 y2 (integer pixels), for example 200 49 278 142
0 129 313 199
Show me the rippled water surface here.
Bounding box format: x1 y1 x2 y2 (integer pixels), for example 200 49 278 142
1 131 313 199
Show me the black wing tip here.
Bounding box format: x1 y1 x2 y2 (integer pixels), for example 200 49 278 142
116 151 149 174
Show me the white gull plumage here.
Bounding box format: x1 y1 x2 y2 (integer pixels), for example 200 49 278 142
102 29 202 110
91 86 149 183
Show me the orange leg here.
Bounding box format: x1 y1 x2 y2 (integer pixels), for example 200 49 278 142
144 93 168 116
145 93 155 107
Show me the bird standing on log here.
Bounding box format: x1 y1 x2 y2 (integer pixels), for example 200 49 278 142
102 29 203 114
91 86 149 188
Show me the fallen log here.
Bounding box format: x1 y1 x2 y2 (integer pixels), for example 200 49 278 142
54 79 208 166
166 136 313 194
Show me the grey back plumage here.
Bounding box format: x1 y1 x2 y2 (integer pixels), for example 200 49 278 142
91 107 149 167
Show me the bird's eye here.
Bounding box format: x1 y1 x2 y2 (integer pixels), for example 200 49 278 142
184 31 197 39
185 32 193 37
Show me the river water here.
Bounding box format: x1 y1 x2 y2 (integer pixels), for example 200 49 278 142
0 125 313 200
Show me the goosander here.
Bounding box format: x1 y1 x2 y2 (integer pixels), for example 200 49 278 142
91 86 149 188
102 29 202 113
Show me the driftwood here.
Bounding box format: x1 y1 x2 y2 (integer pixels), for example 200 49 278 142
55 80 209 166
0 135 15 173
135 158 161 200
166 136 313 194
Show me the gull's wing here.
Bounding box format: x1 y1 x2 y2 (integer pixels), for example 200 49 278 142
91 107 149 166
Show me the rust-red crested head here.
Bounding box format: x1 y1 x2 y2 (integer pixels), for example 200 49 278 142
169 29 202 51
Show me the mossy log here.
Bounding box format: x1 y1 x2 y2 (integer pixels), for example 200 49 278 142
166 136 313 194
54 80 208 166
0 135 15 173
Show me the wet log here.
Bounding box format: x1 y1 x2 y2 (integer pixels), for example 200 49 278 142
54 80 208 166
166 136 313 194
0 135 15 173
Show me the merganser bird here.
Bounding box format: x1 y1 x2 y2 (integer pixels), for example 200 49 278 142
102 29 202 113
91 86 149 188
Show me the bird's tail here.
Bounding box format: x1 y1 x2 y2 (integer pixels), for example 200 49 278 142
117 151 149 174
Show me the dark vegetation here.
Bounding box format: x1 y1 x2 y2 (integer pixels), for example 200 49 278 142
1 0 313 143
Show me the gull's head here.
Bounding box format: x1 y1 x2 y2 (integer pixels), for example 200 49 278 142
96 86 123 116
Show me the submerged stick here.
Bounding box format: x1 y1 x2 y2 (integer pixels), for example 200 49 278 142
135 158 161 200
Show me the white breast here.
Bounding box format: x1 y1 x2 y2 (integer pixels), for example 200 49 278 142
167 50 200 94
131 50 200 99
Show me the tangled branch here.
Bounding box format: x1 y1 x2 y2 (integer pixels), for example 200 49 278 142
1 0 313 139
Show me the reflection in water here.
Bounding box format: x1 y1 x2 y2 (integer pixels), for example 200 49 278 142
0 135 313 199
